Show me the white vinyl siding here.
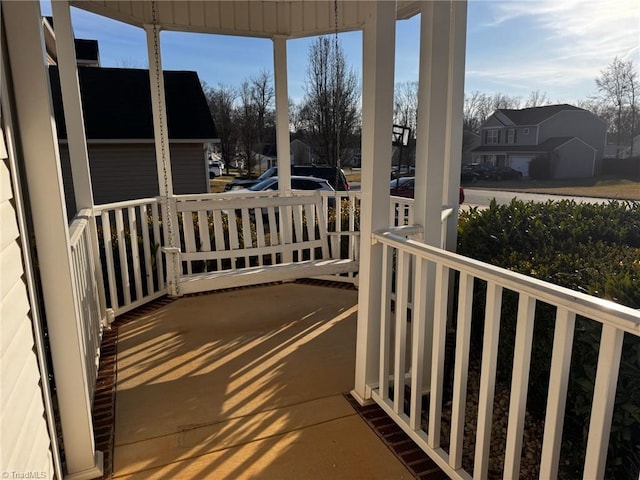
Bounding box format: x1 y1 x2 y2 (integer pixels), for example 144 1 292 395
0 156 55 478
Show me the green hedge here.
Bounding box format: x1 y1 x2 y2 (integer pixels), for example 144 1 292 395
457 199 640 479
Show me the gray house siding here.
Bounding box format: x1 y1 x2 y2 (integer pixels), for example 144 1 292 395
514 126 538 145
553 139 595 179
166 144 209 195
475 106 607 178
61 143 208 215
480 119 539 146
483 116 504 128
539 111 607 163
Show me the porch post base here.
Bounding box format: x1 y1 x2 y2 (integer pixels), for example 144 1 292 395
64 451 103 480
349 389 376 407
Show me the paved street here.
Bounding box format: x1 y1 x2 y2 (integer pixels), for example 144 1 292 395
462 188 610 208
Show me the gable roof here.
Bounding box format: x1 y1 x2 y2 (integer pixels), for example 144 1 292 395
496 104 585 126
49 66 217 141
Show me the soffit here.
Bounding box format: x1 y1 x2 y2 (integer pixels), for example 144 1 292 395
70 1 421 38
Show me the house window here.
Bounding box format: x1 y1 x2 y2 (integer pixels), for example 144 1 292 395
486 129 499 144
523 128 530 135
507 129 516 144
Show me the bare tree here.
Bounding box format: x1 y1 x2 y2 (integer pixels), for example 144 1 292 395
289 97 302 133
596 57 635 158
464 91 489 133
622 62 638 155
116 57 146 68
393 81 418 135
463 91 519 133
203 82 237 173
250 70 275 146
235 81 260 175
300 36 360 166
490 92 521 110
525 90 551 108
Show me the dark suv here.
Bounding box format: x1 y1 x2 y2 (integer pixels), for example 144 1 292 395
224 165 350 191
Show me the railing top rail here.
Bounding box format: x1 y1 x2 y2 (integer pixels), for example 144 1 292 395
175 191 324 212
390 195 415 203
319 190 361 199
374 228 640 336
441 207 454 222
175 191 280 201
176 190 363 202
69 208 93 246
93 197 161 213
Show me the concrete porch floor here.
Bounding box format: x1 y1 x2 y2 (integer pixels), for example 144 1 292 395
111 282 416 479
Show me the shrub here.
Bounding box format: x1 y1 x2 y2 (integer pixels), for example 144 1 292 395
457 199 640 479
529 154 552 179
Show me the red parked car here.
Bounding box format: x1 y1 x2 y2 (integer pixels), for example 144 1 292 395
390 177 464 203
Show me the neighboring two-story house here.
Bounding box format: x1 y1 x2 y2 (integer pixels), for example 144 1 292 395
472 104 607 179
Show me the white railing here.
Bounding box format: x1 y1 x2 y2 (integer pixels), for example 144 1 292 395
93 192 465 316
369 227 640 480
317 190 361 282
68 209 105 401
390 196 415 227
94 197 166 316
172 191 360 283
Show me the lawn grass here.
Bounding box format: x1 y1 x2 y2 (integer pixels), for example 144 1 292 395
209 175 235 193
470 175 640 200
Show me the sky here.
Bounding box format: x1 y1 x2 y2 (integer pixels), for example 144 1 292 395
41 0 640 106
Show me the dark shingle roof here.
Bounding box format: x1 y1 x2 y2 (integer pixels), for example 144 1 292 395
49 66 217 140
472 136 577 153
74 39 99 63
498 104 584 125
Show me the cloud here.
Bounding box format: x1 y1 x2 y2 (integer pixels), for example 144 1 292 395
469 0 640 99
485 0 639 62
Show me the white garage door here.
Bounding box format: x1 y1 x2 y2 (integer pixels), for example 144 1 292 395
509 156 531 177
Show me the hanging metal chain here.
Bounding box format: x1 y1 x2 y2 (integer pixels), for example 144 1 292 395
151 1 175 251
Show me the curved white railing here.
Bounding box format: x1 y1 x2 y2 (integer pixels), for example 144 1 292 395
369 227 640 480
94 197 166 316
68 209 105 401
93 192 459 315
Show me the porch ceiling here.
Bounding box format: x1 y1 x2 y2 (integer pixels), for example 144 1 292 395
70 0 421 38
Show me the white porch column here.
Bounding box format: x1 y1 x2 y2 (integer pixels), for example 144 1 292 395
51 0 108 320
414 1 452 245
352 1 396 404
144 23 180 296
412 1 457 394
272 36 293 261
3 2 103 479
273 36 291 191
442 1 467 252
414 1 466 252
